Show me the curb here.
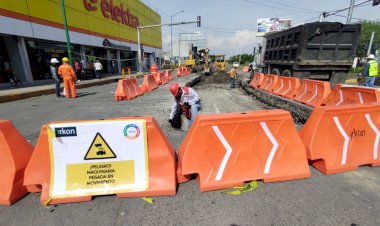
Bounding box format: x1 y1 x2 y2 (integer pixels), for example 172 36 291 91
0 76 121 103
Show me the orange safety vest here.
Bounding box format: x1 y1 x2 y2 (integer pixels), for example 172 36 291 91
230 68 237 78
58 64 76 79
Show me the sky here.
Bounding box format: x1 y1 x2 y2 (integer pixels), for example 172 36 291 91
141 0 380 58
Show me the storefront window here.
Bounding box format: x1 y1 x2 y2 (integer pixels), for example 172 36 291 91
0 36 11 83
25 40 78 80
120 50 136 72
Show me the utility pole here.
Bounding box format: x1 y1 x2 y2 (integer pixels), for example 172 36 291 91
178 33 181 66
60 0 73 65
319 0 371 22
367 32 375 56
347 0 355 24
137 18 201 73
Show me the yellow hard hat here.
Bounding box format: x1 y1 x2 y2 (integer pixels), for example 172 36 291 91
62 57 69 62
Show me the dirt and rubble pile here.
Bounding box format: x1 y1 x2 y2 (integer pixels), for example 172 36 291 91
199 71 230 86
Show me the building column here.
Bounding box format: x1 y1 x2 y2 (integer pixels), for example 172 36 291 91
4 36 33 84
116 49 121 74
80 45 86 61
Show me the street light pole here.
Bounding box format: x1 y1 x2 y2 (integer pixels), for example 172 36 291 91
137 26 142 73
171 10 184 68
136 18 199 73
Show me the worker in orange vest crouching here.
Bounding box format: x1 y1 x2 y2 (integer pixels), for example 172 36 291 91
168 82 202 129
58 57 77 98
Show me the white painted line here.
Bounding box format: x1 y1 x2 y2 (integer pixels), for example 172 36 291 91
358 92 364 104
296 83 308 100
365 113 379 160
307 84 318 103
333 117 350 165
283 80 292 95
212 126 233 181
336 89 344 106
213 104 220 114
132 82 138 95
125 82 132 97
275 79 284 93
260 122 279 174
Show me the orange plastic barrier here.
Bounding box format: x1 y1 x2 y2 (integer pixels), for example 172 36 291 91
165 70 173 81
185 67 190 75
294 79 331 107
271 76 301 99
114 78 144 101
299 104 380 174
322 84 379 106
142 74 159 92
154 71 167 85
177 110 310 192
0 120 34 205
177 66 189 76
176 68 182 77
259 74 278 92
249 72 265 88
242 66 249 72
24 117 176 205
150 63 158 77
160 71 169 84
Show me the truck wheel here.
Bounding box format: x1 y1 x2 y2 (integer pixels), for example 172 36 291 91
281 69 292 77
271 68 281 75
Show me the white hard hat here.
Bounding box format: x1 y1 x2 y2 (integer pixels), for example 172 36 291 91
367 54 375 59
50 58 59 64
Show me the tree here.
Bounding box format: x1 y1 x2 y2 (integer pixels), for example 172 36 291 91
357 21 380 57
228 54 254 64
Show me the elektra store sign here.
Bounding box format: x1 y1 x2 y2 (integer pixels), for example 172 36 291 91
83 0 139 29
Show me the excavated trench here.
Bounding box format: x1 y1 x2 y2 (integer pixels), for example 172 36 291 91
186 71 311 127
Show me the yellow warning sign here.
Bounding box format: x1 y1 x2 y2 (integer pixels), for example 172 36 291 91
66 161 135 191
84 133 117 160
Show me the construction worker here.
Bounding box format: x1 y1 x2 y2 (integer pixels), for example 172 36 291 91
58 57 77 98
361 54 378 87
50 58 63 98
169 82 201 128
229 63 239 88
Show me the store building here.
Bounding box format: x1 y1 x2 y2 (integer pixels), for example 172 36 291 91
0 0 162 84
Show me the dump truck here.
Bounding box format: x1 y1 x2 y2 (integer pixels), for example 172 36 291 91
256 22 361 86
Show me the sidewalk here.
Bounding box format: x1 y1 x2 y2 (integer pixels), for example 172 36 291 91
0 73 129 103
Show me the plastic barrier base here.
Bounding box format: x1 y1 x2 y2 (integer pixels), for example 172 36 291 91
178 110 310 192
0 120 34 205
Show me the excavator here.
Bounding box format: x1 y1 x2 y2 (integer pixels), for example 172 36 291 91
183 48 211 76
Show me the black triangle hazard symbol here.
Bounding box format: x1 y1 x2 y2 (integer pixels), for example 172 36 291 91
84 133 117 160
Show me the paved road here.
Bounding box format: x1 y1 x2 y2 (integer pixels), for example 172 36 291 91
0 74 379 226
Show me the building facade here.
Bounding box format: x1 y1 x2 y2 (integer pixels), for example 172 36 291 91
0 0 162 84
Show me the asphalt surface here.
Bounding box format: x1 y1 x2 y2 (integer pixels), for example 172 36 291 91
0 73 379 226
